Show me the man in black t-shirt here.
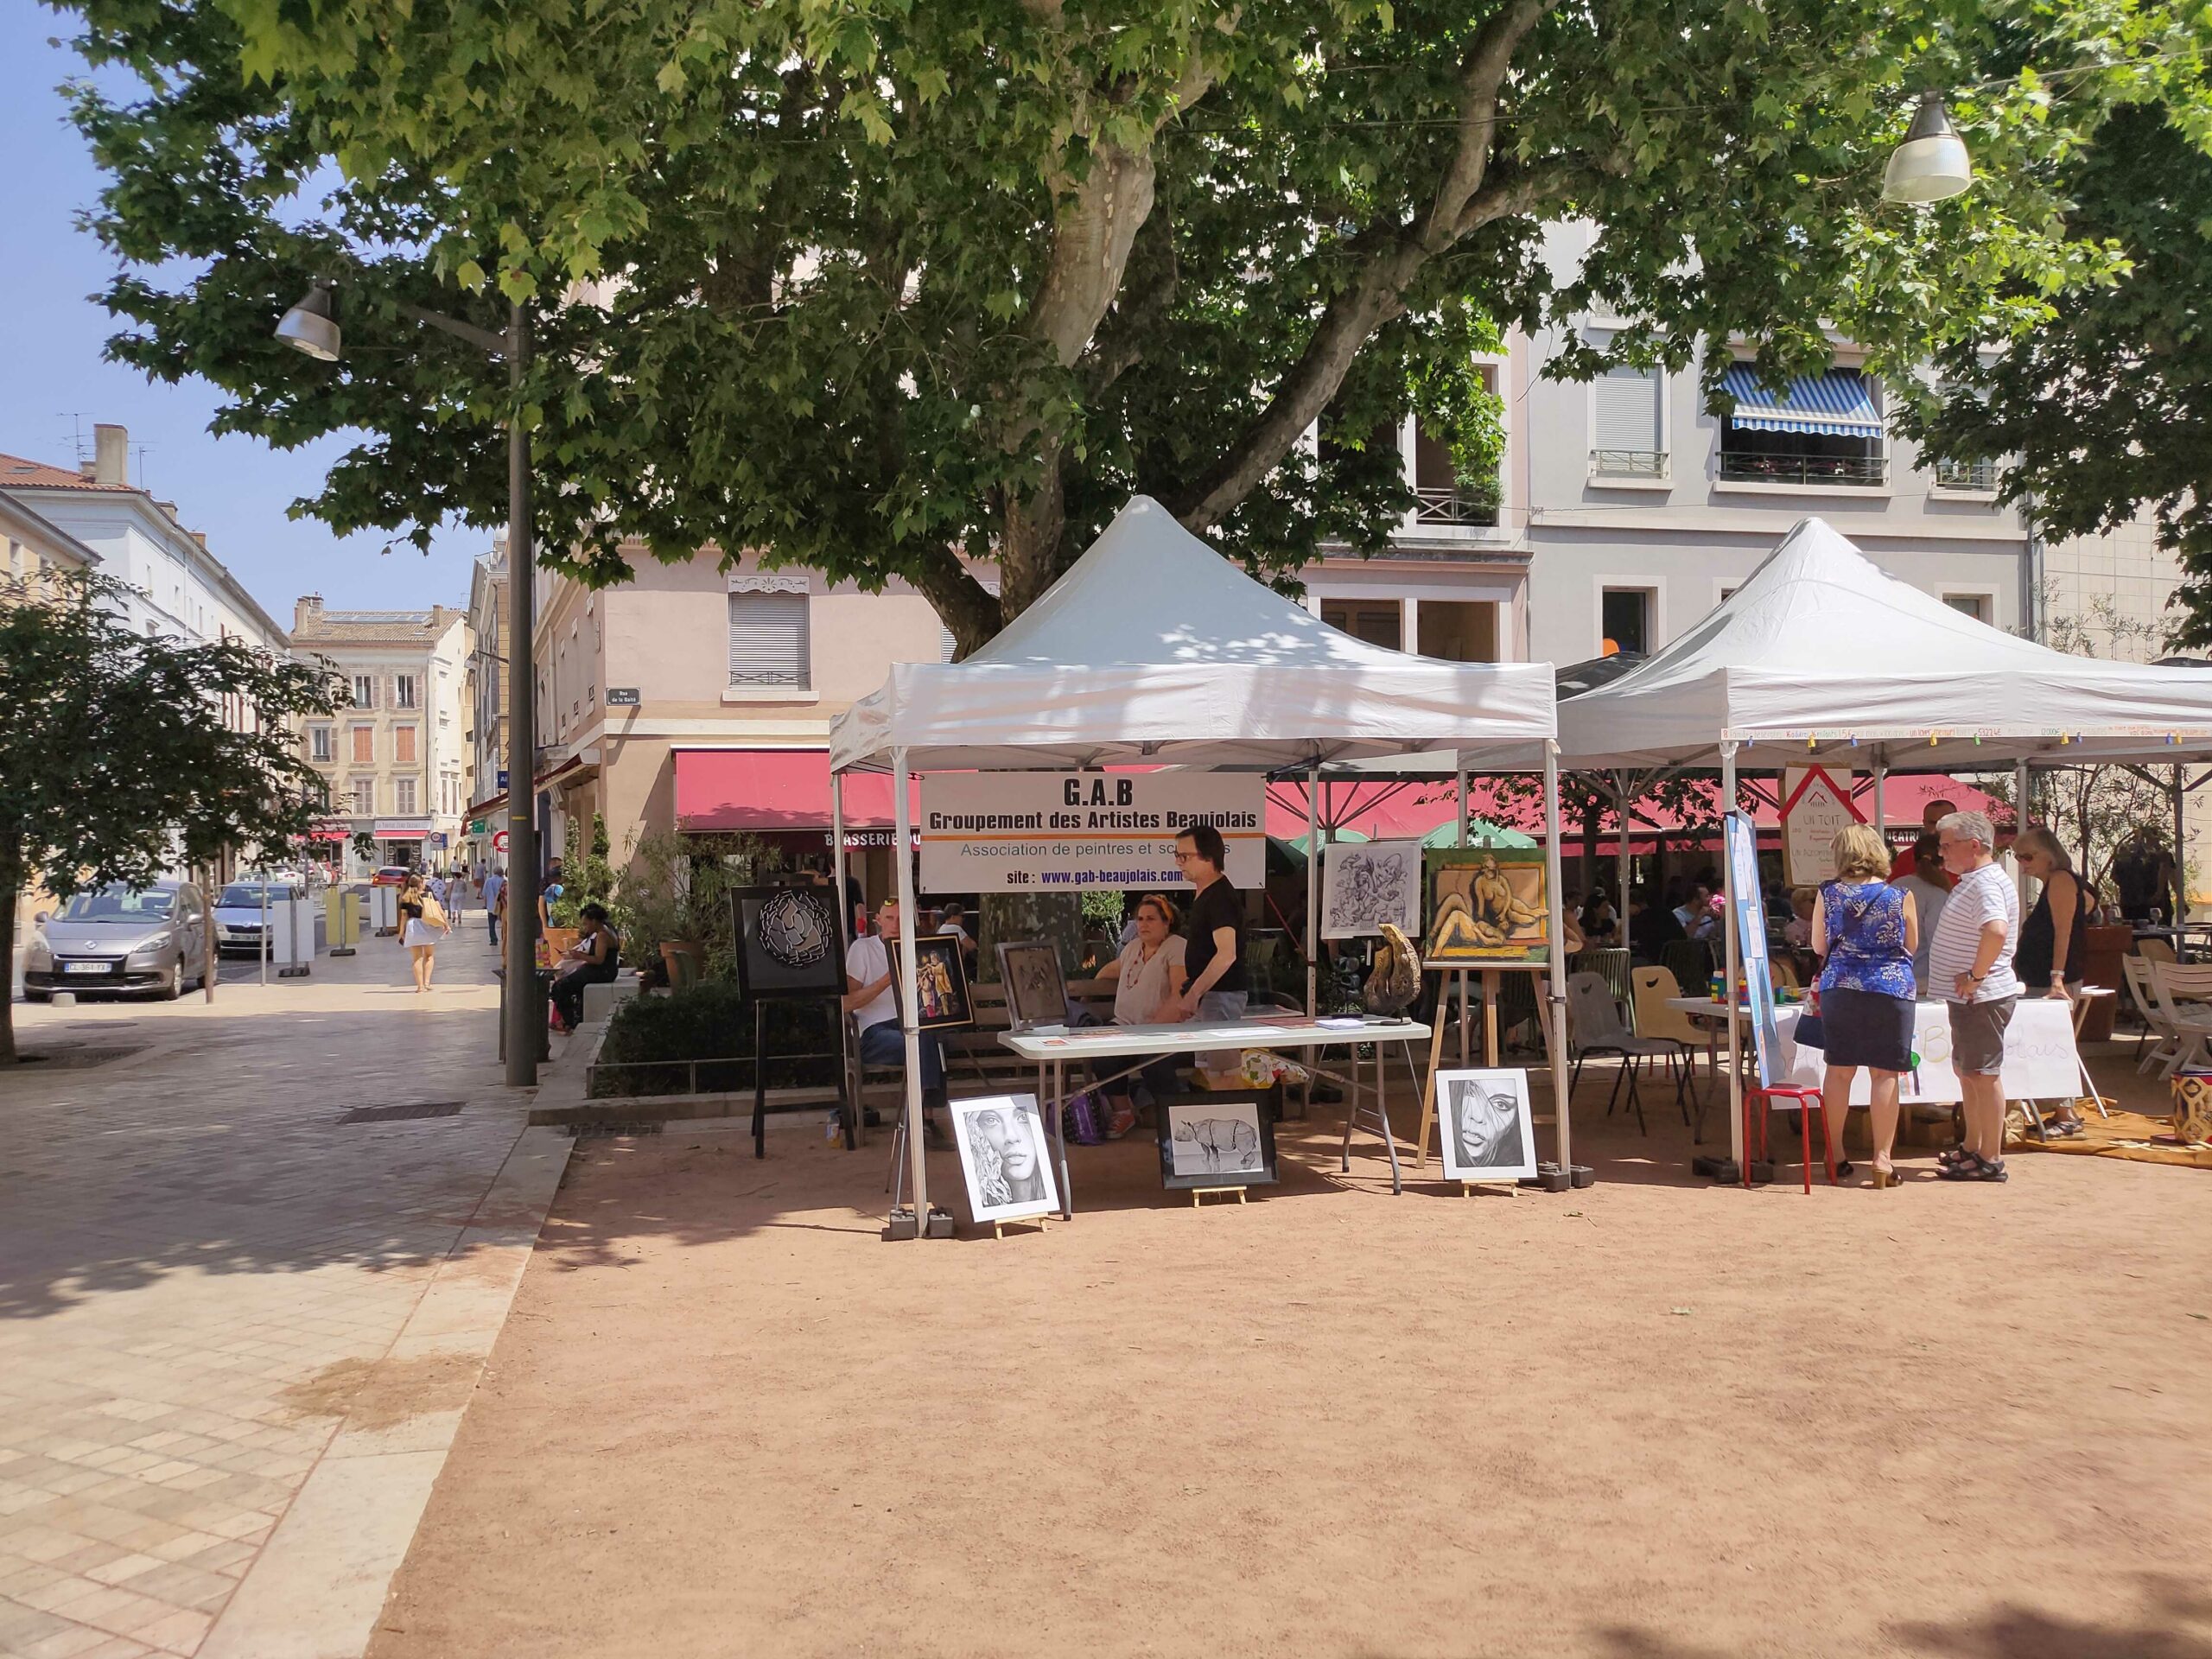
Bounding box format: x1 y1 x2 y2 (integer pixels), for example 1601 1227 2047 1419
1173 823 1249 1020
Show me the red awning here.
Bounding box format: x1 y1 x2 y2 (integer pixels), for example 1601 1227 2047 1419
673 748 918 832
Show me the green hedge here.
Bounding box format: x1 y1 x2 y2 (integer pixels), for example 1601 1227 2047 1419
589 983 843 1099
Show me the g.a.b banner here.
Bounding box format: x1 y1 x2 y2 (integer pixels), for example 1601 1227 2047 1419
918 773 1264 893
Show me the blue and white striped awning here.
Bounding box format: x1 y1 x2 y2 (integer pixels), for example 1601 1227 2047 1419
1720 364 1884 436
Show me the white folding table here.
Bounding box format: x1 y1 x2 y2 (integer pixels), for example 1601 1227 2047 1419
997 1014 1433 1215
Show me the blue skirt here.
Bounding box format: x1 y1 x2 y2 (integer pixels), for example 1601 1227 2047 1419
1818 987 1915 1072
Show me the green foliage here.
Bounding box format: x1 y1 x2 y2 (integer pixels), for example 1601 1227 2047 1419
0 569 344 1056
591 979 832 1096
550 811 618 928
1904 80 2212 647
349 830 377 865
54 0 2190 650
611 824 781 976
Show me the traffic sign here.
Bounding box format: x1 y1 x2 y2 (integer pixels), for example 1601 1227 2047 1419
469 819 486 835
497 770 510 790
493 830 510 853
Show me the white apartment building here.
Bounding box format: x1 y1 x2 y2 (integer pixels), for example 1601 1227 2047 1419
0 424 289 657
291 600 473 877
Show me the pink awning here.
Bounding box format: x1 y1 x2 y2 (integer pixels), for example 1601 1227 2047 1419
673 748 918 832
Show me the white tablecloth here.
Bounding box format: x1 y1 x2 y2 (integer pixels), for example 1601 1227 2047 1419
1773 997 2080 1105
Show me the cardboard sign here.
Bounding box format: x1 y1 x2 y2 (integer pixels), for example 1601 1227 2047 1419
918 772 1263 893
1781 765 1864 886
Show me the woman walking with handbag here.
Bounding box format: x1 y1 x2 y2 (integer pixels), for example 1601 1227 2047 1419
399 874 453 993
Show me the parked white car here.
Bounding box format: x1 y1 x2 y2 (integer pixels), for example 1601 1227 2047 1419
211 882 304 956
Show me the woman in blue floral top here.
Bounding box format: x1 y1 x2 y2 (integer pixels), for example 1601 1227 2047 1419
1810 823 1922 1188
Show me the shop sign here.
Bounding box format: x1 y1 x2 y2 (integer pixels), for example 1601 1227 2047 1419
918 772 1263 893
605 686 640 706
469 819 486 835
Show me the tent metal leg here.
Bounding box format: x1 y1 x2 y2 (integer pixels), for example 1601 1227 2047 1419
1543 743 1573 1172
1722 743 1745 1170
893 747 928 1235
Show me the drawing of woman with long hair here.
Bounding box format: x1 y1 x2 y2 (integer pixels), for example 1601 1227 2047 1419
967 1104 1047 1206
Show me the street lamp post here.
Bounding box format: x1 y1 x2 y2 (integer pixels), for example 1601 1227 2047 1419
277 285 542 1086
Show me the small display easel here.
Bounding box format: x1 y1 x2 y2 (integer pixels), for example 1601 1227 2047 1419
1192 1186 1247 1209
1412 960 1557 1173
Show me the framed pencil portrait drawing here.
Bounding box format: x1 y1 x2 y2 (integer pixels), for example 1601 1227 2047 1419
1433 1068 1538 1183
948 1094 1060 1225
995 939 1067 1032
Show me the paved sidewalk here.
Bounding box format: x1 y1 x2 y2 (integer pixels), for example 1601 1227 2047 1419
0 925 559 1659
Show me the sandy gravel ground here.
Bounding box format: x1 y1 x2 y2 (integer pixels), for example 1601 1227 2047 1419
370 1055 2212 1659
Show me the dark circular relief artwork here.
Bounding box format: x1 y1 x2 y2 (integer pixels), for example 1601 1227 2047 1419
757 888 832 969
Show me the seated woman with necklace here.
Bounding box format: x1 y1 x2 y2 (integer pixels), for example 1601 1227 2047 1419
1091 893 1190 1138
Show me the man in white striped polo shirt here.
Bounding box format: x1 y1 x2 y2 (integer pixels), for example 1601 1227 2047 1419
1926 810 2020 1181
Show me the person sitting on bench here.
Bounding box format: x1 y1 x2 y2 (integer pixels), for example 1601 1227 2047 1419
550 904 620 1032
842 899 949 1146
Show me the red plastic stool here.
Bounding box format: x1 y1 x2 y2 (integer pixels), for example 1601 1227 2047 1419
1742 1084 1836 1192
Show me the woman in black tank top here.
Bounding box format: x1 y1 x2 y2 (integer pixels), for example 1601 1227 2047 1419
2013 828 2092 1135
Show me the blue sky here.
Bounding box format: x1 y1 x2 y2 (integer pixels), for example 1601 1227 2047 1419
0 5 483 620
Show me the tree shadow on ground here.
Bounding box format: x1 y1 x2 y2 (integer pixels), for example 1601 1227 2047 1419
0 1000 526 1319
1588 1573 2212 1659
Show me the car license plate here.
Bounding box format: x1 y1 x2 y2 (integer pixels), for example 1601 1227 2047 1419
62 962 111 975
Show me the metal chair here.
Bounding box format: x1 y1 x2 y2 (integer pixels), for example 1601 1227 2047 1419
1744 1082 1836 1192
1660 938 1713 998
1569 946 1632 1005
1566 970 1690 1135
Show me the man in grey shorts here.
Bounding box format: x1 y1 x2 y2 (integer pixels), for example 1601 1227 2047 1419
1925 810 2021 1181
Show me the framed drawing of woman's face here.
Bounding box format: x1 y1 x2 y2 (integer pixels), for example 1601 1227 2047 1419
1433 1068 1538 1182
948 1094 1059 1225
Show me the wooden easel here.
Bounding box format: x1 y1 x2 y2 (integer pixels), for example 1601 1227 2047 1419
1412 960 1557 1172
993 1213 1050 1238
1192 1186 1248 1208
1458 1179 1516 1198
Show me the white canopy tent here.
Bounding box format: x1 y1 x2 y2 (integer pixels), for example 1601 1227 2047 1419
830 495 1568 1230
1556 517 2212 1168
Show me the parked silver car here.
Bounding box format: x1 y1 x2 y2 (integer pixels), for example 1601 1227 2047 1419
20 880 210 1001
211 881 303 956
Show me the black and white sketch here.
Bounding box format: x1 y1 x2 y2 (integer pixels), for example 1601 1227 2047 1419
1434 1068 1538 1183
995 939 1068 1032
948 1094 1060 1224
1321 838 1422 940
730 886 845 1001
1157 1097 1279 1191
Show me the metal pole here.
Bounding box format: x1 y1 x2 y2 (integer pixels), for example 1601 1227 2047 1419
2015 759 2031 917
1542 742 1573 1172
258 874 269 986
1722 744 1745 1168
2176 763 2190 922
831 770 850 1104
1304 765 1319 1017
893 747 927 1231
1455 766 1468 846
502 297 541 1088
1614 770 1631 949
1872 761 1887 843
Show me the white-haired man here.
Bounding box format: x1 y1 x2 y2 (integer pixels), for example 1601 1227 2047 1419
1926 810 2020 1181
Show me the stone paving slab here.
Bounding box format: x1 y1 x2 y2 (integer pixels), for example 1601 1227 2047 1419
0 929 569 1658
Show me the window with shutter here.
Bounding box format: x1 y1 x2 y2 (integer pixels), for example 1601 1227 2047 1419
351 725 374 764
727 593 810 686
1592 369 1665 476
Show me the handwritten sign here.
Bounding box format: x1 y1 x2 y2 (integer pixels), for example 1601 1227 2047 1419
1724 811 1783 1089
1781 766 1864 887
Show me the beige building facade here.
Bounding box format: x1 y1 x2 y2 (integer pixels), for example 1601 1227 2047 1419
292 601 474 878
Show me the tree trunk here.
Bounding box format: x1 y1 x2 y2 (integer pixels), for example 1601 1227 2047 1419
0 880 16 1063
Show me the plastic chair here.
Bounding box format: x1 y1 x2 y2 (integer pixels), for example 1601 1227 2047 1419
1566 970 1689 1135
2122 956 2177 1072
1743 1082 1835 1192
2149 960 2212 1077
1629 965 1706 1121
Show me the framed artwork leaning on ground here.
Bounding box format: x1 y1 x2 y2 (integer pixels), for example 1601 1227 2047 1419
996 939 1067 1032
1423 848 1551 964
1156 1096 1279 1192
948 1094 1060 1224
1433 1068 1538 1183
729 885 845 1001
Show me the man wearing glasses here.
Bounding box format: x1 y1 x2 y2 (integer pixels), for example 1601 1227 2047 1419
1172 823 1249 1022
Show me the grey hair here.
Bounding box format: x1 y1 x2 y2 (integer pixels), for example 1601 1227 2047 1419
1936 810 1996 849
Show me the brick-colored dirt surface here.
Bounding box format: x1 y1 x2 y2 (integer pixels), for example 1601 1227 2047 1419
0 925 534 1659
372 1048 2212 1659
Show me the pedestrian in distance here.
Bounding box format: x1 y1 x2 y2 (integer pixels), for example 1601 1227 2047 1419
399 873 453 993
482 867 505 947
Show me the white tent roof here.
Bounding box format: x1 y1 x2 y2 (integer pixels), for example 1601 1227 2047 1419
1555 517 2212 771
830 495 1556 773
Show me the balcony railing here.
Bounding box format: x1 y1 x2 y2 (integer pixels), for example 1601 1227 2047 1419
1411 486 1499 527
1934 456 1999 492
1717 452 1887 487
1590 449 1669 480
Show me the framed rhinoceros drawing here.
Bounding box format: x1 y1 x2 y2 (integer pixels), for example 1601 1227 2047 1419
1156 1096 1278 1192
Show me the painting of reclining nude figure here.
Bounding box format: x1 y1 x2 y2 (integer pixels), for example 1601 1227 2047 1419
1156 1098 1279 1192
1423 848 1552 964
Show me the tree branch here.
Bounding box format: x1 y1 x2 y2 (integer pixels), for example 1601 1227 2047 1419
903 543 1001 658
1167 1 1554 534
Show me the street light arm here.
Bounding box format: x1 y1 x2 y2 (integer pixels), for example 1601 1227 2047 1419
393 301 510 357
